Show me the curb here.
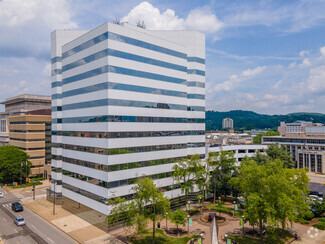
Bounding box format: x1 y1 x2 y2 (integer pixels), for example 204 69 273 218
23 201 81 244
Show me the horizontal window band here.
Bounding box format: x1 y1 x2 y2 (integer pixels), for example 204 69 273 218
51 57 62 64
62 170 174 190
61 156 183 172
52 94 62 100
52 115 205 124
10 130 44 133
51 69 62 76
62 48 187 73
187 69 205 76
62 82 187 98
57 142 205 155
63 65 186 85
10 138 44 142
52 81 62 88
62 31 187 60
187 81 205 88
61 99 205 111
52 130 205 138
52 106 62 112
187 94 205 100
187 57 205 64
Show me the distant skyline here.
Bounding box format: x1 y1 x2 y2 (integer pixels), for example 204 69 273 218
0 0 324 114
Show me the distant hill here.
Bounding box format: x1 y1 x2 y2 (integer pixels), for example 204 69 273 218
206 110 325 131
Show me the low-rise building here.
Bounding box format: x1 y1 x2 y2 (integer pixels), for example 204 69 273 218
8 110 51 177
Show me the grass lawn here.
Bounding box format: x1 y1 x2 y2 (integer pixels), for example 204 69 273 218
130 229 199 244
228 235 260 244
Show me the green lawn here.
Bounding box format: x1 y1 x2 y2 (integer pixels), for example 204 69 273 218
130 229 199 244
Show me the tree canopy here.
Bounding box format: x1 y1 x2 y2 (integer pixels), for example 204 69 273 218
106 177 170 244
0 145 31 183
230 159 310 243
253 131 280 144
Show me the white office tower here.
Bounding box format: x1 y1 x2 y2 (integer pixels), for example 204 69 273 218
51 22 205 215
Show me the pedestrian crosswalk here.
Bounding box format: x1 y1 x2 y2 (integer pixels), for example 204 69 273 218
2 203 10 208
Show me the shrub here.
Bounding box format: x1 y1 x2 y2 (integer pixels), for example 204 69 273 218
189 209 200 216
303 211 315 220
313 222 325 230
318 217 325 222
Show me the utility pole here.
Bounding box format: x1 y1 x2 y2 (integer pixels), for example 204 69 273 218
20 162 22 187
32 181 35 200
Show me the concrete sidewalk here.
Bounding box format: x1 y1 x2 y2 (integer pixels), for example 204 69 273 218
23 197 124 244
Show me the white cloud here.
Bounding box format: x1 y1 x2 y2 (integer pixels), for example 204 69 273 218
307 65 325 92
299 58 311 67
215 66 265 91
264 94 291 104
320 46 325 57
122 2 223 34
299 50 309 57
272 80 282 89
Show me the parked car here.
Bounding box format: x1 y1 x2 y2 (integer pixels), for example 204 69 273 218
12 202 23 212
14 216 25 226
309 191 324 198
309 195 323 202
0 192 3 198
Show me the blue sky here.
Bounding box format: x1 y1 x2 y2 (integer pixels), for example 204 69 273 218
0 0 325 114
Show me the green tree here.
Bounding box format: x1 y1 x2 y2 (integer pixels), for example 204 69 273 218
169 208 187 234
230 159 309 243
106 177 170 244
192 157 210 208
208 151 236 203
172 155 199 201
253 131 280 144
253 143 295 168
0 145 31 183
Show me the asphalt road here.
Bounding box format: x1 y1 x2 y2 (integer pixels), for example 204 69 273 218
0 189 76 244
308 174 325 193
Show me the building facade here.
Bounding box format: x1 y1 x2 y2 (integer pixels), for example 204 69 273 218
208 144 267 165
0 94 51 146
9 113 51 176
222 118 233 129
51 22 205 214
262 125 325 173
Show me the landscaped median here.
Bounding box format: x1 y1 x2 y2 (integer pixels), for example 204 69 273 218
130 229 198 244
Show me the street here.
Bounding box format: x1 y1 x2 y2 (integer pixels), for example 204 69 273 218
308 173 325 193
0 188 77 244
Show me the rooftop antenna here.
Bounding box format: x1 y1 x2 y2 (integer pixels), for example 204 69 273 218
137 20 146 29
112 17 121 25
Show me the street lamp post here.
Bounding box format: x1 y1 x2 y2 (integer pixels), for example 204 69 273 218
218 196 221 216
233 201 236 217
187 214 190 234
242 215 245 235
165 212 168 230
187 200 191 212
53 181 56 215
200 233 203 243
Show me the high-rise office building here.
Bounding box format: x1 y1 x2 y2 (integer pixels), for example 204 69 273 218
51 22 205 214
222 118 233 129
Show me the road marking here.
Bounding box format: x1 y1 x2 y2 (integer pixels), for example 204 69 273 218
14 228 18 233
30 224 36 229
47 237 55 243
2 217 6 222
2 204 5 207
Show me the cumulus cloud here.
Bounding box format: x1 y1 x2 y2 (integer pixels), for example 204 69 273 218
307 65 325 92
122 2 223 34
214 66 265 91
0 0 77 59
299 58 311 67
320 46 325 57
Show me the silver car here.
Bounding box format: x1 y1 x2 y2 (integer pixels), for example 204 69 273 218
14 217 25 226
0 192 3 198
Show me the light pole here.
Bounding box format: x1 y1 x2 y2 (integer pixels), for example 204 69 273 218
200 233 203 243
242 215 245 235
187 200 191 212
165 212 168 230
218 196 221 216
233 201 236 217
187 214 190 233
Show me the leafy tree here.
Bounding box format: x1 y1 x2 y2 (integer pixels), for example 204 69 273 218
172 155 199 201
310 200 325 217
230 159 309 243
253 131 280 144
169 209 187 234
192 158 210 208
253 143 295 168
106 177 170 244
208 151 236 203
0 145 31 183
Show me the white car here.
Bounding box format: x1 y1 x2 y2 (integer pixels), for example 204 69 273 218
0 192 3 198
309 195 323 202
14 217 25 226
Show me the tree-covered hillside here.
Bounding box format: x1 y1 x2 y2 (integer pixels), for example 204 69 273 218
206 110 325 131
